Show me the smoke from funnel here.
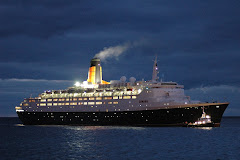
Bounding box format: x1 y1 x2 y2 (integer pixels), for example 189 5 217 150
94 42 130 61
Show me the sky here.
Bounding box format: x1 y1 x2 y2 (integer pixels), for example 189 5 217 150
0 0 240 116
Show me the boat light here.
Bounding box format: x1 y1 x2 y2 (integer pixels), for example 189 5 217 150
206 115 210 119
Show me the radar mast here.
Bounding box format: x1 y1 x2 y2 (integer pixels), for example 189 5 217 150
152 56 159 82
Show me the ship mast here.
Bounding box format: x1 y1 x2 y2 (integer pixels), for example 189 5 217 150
152 56 159 82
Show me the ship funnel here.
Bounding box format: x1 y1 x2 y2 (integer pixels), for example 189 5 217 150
87 58 102 84
87 58 109 84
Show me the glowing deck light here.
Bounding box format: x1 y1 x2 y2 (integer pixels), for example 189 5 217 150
138 89 142 94
81 81 95 88
75 82 81 87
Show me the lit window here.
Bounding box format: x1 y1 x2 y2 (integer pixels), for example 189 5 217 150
23 103 29 106
78 98 82 100
119 96 122 99
104 97 112 100
108 102 112 104
83 98 88 100
53 99 58 101
113 102 118 104
65 103 69 105
123 96 131 99
113 96 118 99
84 102 87 105
70 102 77 105
53 103 58 106
40 99 46 102
78 102 83 105
89 97 95 100
47 99 52 102
88 102 95 105
96 97 102 100
132 96 137 99
96 102 102 105
40 103 46 106
47 103 52 106
66 99 69 101
73 98 77 101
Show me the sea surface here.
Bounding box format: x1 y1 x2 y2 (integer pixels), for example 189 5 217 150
0 117 240 160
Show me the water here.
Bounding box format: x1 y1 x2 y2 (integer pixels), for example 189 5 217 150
0 117 240 160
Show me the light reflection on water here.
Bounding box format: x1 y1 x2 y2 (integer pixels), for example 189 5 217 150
193 127 213 130
14 123 25 127
1 117 240 160
66 126 146 131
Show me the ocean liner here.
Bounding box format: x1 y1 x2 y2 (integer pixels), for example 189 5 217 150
16 58 229 127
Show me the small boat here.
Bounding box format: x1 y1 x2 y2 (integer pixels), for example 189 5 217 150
188 107 214 127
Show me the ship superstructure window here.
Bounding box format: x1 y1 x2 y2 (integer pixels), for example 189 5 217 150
47 103 52 106
123 96 131 99
104 97 112 100
78 98 82 100
113 102 118 104
41 99 46 102
47 99 52 102
108 102 112 104
73 98 78 101
83 98 88 100
88 102 95 105
96 102 102 105
113 96 118 99
96 97 102 100
29 99 35 102
66 98 69 101
65 103 69 105
132 96 137 99
23 103 29 106
89 97 95 100
53 103 58 106
70 102 77 105
78 102 84 105
40 103 46 106
84 102 87 105
53 99 58 101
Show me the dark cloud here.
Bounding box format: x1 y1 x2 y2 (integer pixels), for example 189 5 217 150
0 0 239 116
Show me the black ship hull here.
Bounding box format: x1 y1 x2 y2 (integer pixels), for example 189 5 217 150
17 103 228 127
